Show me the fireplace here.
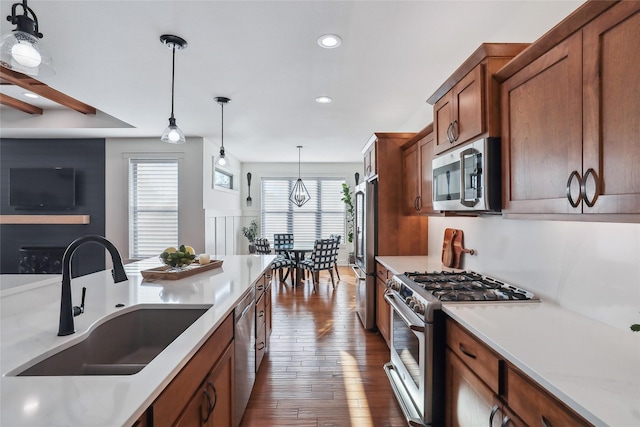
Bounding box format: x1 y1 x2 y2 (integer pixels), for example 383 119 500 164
19 246 65 274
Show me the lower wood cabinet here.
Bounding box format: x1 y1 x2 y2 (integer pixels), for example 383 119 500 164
175 342 234 427
151 314 234 427
375 262 390 347
445 318 590 427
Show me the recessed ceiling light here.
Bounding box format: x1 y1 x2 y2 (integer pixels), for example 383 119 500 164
23 92 39 99
317 34 342 49
315 96 332 104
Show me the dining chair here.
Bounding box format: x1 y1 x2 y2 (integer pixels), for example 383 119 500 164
254 238 271 254
329 234 342 280
272 234 295 283
298 238 339 292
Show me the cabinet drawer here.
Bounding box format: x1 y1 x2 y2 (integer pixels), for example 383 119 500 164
256 273 268 298
256 324 267 372
506 367 589 426
376 263 389 281
447 319 500 394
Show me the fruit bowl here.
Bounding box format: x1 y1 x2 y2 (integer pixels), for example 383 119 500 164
160 245 196 269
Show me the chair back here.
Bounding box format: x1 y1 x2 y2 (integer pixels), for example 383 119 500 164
254 238 271 254
310 239 338 271
273 234 294 256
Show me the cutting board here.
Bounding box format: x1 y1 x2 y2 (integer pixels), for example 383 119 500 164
441 228 475 268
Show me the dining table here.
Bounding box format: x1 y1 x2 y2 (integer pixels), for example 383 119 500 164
275 242 314 287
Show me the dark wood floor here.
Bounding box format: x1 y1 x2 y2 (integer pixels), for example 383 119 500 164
240 266 406 427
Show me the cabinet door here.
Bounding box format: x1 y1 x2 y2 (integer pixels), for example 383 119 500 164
501 32 583 214
418 130 436 213
452 65 484 146
434 91 454 154
582 1 640 214
402 142 420 215
175 343 235 427
446 349 503 427
375 276 390 347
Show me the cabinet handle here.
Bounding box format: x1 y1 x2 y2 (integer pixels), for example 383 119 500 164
207 381 218 415
366 165 371 175
258 310 265 318
452 119 459 141
446 123 454 143
581 168 598 207
202 389 213 423
256 284 264 293
489 404 500 426
501 415 511 427
566 170 583 208
257 341 265 351
416 196 422 212
540 415 551 427
459 343 477 359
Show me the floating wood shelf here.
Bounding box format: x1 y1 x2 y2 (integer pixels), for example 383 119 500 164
0 215 91 225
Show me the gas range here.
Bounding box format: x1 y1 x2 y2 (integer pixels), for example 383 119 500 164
387 270 538 322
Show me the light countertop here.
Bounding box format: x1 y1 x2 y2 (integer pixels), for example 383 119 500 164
0 254 274 427
376 256 640 427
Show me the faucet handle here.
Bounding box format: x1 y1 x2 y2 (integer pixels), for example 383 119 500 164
73 287 86 317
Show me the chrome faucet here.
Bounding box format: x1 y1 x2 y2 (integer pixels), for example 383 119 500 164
58 235 128 336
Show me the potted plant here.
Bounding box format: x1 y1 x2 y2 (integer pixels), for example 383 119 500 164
341 183 355 264
242 220 259 254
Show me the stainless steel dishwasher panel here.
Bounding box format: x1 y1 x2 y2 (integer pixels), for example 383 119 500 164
234 287 256 427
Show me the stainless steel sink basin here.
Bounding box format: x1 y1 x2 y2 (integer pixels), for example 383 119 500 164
16 306 211 376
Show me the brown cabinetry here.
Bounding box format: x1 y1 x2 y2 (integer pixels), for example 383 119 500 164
375 262 390 347
445 318 589 427
152 314 234 427
365 133 429 256
402 124 437 215
497 1 640 218
428 44 529 155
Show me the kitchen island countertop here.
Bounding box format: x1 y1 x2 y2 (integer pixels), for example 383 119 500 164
376 255 640 427
0 254 274 427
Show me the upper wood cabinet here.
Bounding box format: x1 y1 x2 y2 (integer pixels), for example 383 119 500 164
364 133 429 256
427 43 529 155
497 0 640 219
402 124 438 215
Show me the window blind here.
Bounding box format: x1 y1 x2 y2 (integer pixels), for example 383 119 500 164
261 178 345 245
129 159 179 259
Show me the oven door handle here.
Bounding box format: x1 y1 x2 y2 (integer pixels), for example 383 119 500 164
384 292 425 333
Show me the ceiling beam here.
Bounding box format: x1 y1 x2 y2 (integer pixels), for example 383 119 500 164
0 93 43 115
0 66 97 115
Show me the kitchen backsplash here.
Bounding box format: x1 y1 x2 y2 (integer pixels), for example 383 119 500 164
428 216 640 332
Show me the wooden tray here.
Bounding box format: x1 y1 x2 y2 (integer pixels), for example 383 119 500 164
442 228 475 269
141 259 223 281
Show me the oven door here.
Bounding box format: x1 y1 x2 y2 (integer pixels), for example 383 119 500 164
384 292 432 426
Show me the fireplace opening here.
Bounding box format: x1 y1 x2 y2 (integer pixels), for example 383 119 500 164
19 246 65 274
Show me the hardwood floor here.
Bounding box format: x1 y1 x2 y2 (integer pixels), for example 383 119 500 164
241 266 406 427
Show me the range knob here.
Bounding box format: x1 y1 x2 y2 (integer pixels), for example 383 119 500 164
386 279 400 291
414 302 425 315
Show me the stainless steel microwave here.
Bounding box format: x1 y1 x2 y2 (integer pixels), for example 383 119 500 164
432 137 501 212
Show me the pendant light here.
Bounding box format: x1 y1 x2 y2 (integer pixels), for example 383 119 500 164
215 96 231 166
289 146 310 207
0 0 54 77
160 34 187 144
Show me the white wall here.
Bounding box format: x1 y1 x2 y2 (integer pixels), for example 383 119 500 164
428 215 640 332
239 161 362 262
105 137 205 262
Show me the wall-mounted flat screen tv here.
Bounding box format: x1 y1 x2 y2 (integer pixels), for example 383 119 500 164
9 167 76 209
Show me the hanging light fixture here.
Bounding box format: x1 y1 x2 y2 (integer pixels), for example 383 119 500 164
289 146 310 207
0 0 55 77
215 96 231 166
160 34 187 144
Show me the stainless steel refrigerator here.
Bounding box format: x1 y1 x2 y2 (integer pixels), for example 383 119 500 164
352 179 377 329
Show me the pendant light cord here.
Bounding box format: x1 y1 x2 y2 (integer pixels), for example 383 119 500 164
221 101 224 149
169 45 176 119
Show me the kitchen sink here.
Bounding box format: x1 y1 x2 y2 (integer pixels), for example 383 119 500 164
15 306 211 376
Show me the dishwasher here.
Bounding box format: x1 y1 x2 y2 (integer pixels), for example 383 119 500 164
234 287 256 427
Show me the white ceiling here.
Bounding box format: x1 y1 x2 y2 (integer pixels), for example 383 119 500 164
0 0 585 163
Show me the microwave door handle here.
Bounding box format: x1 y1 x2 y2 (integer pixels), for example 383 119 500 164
459 148 480 208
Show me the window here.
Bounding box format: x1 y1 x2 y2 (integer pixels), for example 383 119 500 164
261 178 345 244
128 158 179 259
